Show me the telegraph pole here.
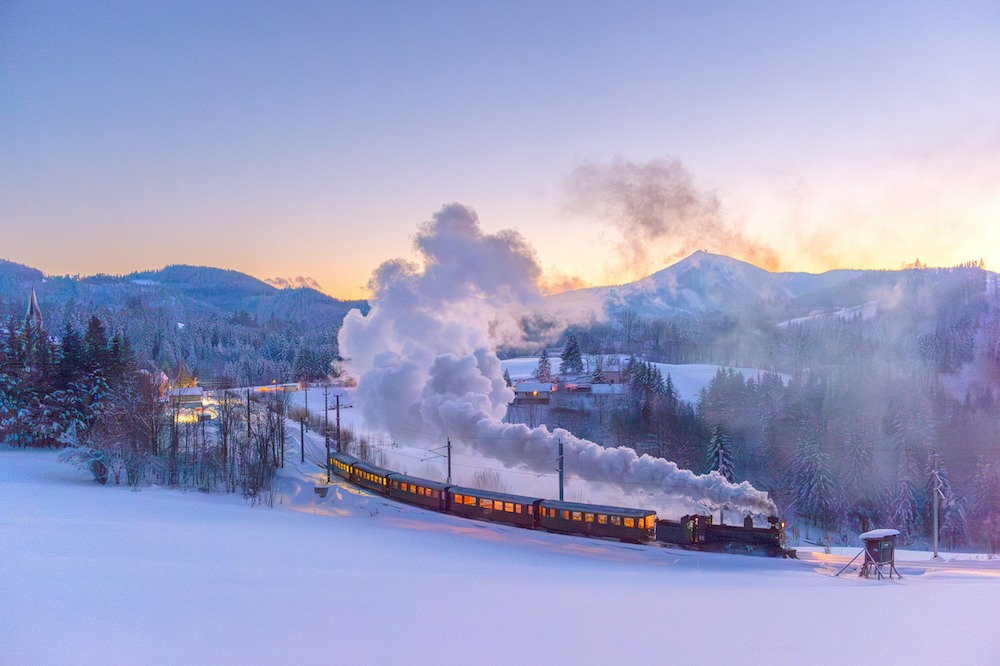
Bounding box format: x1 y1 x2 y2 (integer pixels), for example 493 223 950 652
558 438 564 501
246 388 251 442
324 384 330 482
335 392 341 454
932 449 942 559
447 437 452 484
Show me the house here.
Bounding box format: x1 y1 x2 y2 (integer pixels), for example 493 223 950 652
167 387 205 409
512 380 555 405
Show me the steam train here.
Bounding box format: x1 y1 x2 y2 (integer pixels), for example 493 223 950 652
328 451 793 557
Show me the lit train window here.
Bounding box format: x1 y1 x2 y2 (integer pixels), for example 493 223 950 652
465 496 476 505
585 513 594 523
505 502 514 512
624 518 635 528
610 516 621 526
572 512 582 521
598 515 607 525
401 483 408 491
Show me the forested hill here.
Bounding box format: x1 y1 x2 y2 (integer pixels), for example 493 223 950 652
0 259 369 384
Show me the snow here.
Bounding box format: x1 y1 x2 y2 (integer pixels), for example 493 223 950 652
860 528 901 540
3 446 1000 665
502 357 784 402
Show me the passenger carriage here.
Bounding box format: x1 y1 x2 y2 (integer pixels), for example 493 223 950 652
328 451 360 481
351 460 393 496
387 473 450 511
537 500 656 542
446 486 540 528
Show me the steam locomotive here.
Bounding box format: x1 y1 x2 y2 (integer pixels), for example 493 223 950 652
328 451 793 556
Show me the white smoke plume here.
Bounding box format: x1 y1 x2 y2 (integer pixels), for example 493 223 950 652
565 156 780 281
339 203 776 515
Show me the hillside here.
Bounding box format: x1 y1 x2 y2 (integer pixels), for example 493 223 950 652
3 446 997 664
0 259 369 383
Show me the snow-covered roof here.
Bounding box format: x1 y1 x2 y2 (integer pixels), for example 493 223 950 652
859 528 900 540
168 387 204 397
514 381 554 393
590 383 625 395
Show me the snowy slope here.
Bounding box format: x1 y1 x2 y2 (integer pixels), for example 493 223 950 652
502 357 781 402
2 446 999 665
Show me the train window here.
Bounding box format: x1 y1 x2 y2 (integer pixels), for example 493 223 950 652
454 494 463 503
466 496 476 505
561 510 570 520
505 502 514 512
431 490 438 499
518 505 524 514
480 498 491 509
597 515 607 525
624 518 635 528
401 483 408 491
585 513 594 523
610 516 621 526
572 512 582 521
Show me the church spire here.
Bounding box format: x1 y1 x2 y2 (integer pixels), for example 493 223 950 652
25 287 43 332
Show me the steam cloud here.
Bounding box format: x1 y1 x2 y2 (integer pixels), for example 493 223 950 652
339 203 776 515
566 156 780 279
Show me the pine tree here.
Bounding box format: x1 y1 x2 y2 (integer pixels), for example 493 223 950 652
58 322 85 388
891 448 924 539
533 348 551 382
559 334 584 375
503 368 513 387
592 357 606 384
83 315 109 373
707 424 735 482
792 434 841 528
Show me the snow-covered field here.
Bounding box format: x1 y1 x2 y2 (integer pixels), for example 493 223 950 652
501 356 783 402
3 445 999 665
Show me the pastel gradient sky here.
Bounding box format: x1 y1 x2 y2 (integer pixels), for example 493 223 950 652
2 1 998 299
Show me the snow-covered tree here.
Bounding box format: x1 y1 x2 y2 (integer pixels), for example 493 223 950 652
559 334 584 375
533 348 552 382
707 424 735 482
792 434 842 528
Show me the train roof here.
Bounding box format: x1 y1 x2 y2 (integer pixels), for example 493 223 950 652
352 460 393 476
538 499 655 517
329 451 361 466
388 472 451 491
447 485 540 505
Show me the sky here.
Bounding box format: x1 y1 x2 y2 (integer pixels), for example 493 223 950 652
2 1 999 299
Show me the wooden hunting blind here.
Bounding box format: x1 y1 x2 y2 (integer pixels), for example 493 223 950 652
836 528 901 580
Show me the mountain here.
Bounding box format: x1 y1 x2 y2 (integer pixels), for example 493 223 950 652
0 259 369 383
0 261 367 326
549 251 869 319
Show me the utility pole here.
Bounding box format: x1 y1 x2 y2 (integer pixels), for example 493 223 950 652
246 388 251 442
304 384 309 430
558 438 564 501
447 437 452 484
932 449 942 559
335 392 341 454
324 384 330 482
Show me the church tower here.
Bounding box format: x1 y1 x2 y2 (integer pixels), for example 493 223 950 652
25 287 43 332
